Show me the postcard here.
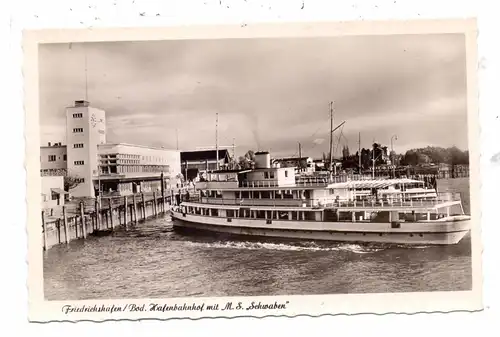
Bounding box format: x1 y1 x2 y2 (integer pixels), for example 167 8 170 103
24 19 482 322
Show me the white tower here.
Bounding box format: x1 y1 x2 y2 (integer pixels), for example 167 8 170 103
65 100 106 197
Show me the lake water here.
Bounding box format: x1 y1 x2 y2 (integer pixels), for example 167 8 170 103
43 178 472 300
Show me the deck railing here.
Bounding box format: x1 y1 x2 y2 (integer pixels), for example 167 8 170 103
182 192 462 209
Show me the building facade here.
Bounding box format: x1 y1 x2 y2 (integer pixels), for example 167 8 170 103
65 100 107 198
40 143 67 176
41 176 67 210
98 143 181 195
272 156 315 173
40 100 181 198
180 149 231 180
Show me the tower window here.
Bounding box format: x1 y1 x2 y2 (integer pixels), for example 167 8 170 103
73 143 84 148
63 155 67 161
73 128 84 133
73 113 83 118
74 160 85 165
48 155 56 162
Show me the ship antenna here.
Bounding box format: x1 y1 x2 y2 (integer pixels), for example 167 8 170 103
329 101 334 174
216 113 219 170
84 43 88 101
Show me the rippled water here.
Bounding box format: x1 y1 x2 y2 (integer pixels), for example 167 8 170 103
43 214 472 300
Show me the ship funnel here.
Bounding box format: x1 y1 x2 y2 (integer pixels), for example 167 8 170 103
254 151 271 169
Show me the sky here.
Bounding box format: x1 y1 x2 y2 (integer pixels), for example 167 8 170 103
38 33 469 159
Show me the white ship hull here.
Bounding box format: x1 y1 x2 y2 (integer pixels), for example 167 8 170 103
170 210 471 245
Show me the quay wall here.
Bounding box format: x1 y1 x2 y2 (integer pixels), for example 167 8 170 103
41 189 188 250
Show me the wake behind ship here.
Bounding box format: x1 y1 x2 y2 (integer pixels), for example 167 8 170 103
171 151 471 245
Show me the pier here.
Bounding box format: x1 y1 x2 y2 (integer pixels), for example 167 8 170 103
40 189 186 251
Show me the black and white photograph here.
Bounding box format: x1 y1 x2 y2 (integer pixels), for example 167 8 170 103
24 19 482 321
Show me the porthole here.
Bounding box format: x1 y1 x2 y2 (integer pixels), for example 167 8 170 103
409 234 414 237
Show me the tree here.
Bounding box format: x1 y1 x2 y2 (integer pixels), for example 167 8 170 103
238 150 256 169
342 145 350 160
400 146 469 166
64 174 83 192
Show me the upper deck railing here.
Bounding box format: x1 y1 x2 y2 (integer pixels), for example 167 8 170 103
197 174 391 189
182 192 462 209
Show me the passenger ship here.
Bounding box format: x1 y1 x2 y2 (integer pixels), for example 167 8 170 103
171 151 471 245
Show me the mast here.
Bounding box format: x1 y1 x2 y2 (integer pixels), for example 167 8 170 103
329 101 334 174
372 138 375 179
84 43 88 101
176 128 179 150
232 138 235 169
298 142 302 171
358 132 361 174
215 113 219 170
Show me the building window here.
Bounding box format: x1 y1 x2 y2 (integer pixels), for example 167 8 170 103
73 113 83 118
74 160 84 165
73 128 84 133
270 171 275 179
285 171 288 178
264 172 269 179
73 143 84 148
75 178 85 183
48 155 56 162
63 154 67 161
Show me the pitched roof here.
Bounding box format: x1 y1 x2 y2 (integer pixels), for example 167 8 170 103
181 149 230 162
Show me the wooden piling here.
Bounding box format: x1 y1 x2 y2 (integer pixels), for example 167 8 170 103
95 199 100 230
124 196 128 226
141 193 146 219
42 210 47 251
161 187 165 213
153 192 158 216
63 206 69 243
80 202 86 239
133 194 138 224
108 198 114 229
75 215 79 238
57 219 61 244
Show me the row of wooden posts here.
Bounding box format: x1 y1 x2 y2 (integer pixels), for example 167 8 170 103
41 190 179 251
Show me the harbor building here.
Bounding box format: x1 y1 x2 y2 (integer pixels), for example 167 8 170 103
40 142 67 176
180 149 231 180
98 143 182 195
272 156 316 173
40 100 181 198
40 176 67 210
